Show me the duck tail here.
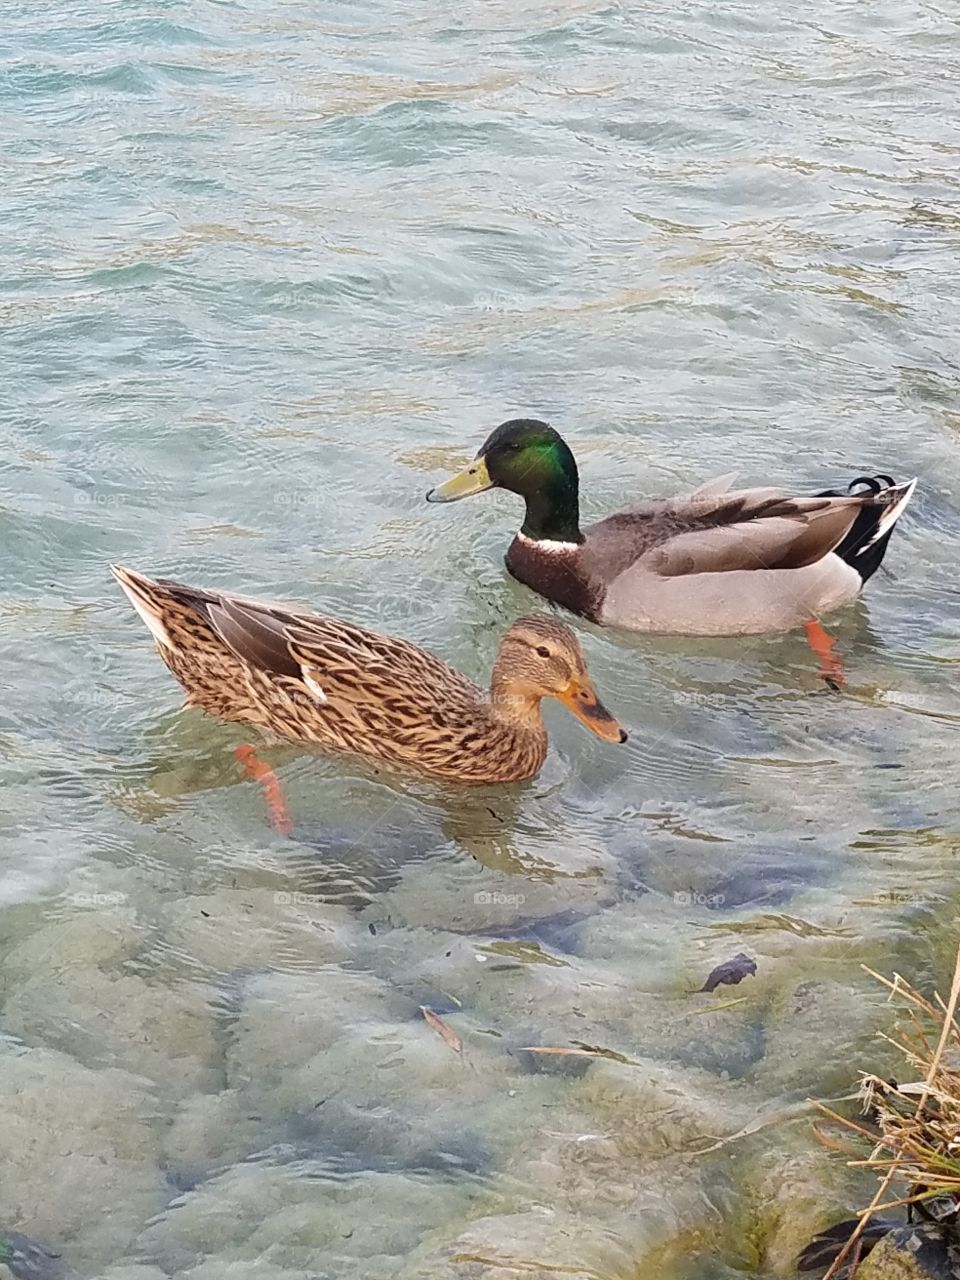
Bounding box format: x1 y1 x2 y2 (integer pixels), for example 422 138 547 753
815 475 917 584
110 563 176 649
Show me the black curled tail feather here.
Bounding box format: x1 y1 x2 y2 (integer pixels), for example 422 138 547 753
815 475 917 585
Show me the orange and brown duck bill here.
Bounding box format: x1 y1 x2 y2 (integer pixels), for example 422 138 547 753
557 676 628 743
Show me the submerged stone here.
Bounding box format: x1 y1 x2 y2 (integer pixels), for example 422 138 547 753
400 1208 641 1280
284 820 435 908
479 907 590 955
737 1142 875 1278
0 1046 167 1267
856 1224 957 1280
0 1232 76 1280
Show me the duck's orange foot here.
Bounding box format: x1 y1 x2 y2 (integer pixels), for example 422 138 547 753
235 744 293 835
804 619 846 691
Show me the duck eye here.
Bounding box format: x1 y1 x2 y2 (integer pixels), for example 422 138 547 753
536 645 551 659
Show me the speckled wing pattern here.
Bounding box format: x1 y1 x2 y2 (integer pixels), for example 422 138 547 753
110 566 546 783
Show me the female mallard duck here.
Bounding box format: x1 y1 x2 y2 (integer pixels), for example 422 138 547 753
426 419 917 639
110 565 625 787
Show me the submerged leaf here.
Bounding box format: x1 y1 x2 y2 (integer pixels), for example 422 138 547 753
699 952 757 993
706 913 853 938
520 1044 639 1065
570 1041 639 1065
420 1006 462 1055
520 1046 599 1058
478 940 568 967
688 996 750 1015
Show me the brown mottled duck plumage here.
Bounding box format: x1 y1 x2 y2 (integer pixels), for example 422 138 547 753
110 565 625 785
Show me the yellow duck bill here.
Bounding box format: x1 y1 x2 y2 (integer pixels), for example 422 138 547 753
558 677 628 744
426 456 494 503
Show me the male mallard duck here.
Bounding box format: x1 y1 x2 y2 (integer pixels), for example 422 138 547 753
426 419 917 638
110 565 625 787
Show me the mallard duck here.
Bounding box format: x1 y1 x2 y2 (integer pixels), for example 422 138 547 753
110 565 625 786
426 418 917 638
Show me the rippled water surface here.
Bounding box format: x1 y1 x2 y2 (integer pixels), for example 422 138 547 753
3 1 960 1276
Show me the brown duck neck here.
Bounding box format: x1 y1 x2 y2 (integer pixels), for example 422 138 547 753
487 670 548 739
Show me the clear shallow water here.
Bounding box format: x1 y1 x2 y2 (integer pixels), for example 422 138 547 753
2 1 959 1276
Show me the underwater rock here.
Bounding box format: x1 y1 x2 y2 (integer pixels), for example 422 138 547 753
134 1160 478 1276
362 916 766 1081
798 1213 911 1274
398 1208 645 1280
157 889 363 978
738 1142 874 1277
97 1269 170 1280
242 1170 479 1268
576 899 710 985
0 1046 167 1266
473 908 590 956
0 912 143 990
856 1224 957 1280
225 966 414 1086
161 1091 261 1188
571 903 770 1076
694 847 828 911
503 1125 722 1263
252 1018 502 1173
1 890 217 1100
0 1231 76 1280
283 819 434 908
607 833 827 914
363 851 616 938
219 964 504 1177
355 925 521 1007
749 970 893 1094
354 923 604 1046
3 968 220 1095
176 1263 329 1280
647 999 767 1078
576 1056 754 1157
797 1214 899 1274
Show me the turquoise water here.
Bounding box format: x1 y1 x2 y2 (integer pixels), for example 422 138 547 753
2 2 960 1276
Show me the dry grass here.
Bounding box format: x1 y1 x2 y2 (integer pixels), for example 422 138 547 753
810 945 960 1278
